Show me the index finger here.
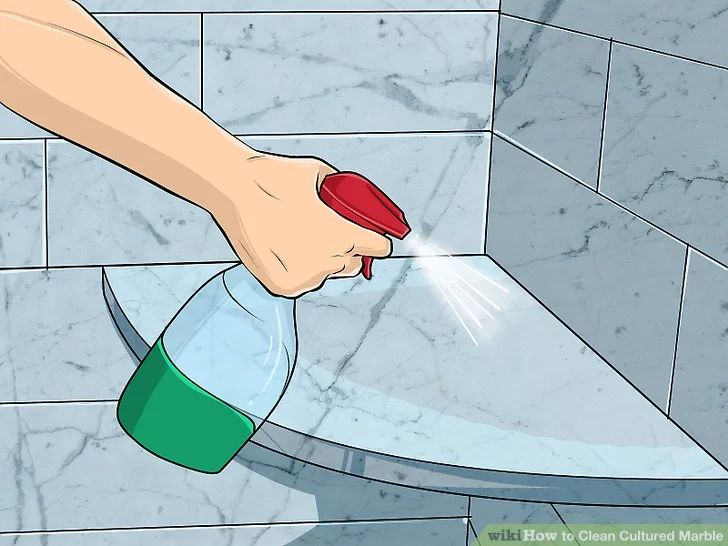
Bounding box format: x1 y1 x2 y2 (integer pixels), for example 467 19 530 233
351 227 392 258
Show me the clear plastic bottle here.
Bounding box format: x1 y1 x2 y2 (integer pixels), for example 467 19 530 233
117 264 296 473
116 172 410 473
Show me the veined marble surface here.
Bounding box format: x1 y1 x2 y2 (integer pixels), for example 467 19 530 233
97 14 201 107
46 141 236 266
0 143 44 267
47 133 487 266
495 17 608 186
501 0 728 68
601 45 728 265
555 504 728 524
82 0 499 10
671 251 728 468
0 269 134 402
0 402 465 532
245 134 489 256
487 137 686 408
470 497 561 539
0 14 200 139
203 13 496 133
0 519 465 546
103 257 724 480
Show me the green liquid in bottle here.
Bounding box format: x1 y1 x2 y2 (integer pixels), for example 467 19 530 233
117 338 256 474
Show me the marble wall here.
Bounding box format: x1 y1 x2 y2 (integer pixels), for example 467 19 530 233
0 3 497 268
490 1 728 469
0 2 497 544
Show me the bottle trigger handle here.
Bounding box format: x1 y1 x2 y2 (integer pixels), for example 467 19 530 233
319 171 411 279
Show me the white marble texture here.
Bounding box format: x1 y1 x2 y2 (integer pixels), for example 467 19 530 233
97 14 201 106
0 143 44 267
104 258 725 479
245 134 489 256
47 141 235 266
0 14 201 138
501 0 728 68
487 137 686 408
203 13 496 133
0 106 52 140
495 17 609 186
470 498 562 540
82 0 499 10
555 504 728 524
0 269 134 402
0 402 466 532
48 132 486 266
0 519 466 546
601 45 728 265
671 251 728 466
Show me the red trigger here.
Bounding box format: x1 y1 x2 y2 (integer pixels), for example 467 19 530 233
319 172 411 279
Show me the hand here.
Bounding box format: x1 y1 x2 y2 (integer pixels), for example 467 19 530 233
208 150 392 297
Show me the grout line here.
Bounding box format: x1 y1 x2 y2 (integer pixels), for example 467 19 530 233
0 138 49 144
0 254 487 274
199 13 204 110
494 130 592 188
238 129 491 138
482 11 501 254
596 38 613 193
42 139 49 269
484 253 728 474
468 519 480 546
500 13 605 40
551 505 581 546
465 496 472 546
666 246 691 416
90 9 500 16
0 130 491 143
0 259 238 274
501 12 728 73
493 131 691 248
0 400 116 408
0 516 468 537
91 12 198 17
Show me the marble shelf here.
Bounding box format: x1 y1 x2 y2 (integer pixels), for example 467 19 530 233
102 256 728 506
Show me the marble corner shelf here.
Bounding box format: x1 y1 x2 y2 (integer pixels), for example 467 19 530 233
102 257 728 506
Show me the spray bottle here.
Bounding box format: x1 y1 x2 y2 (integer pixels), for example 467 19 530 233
116 172 411 473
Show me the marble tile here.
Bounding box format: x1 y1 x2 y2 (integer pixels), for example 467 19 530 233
470 498 562 540
203 13 496 133
47 141 235 266
555 504 728 523
97 14 201 107
0 519 466 546
237 443 468 521
0 105 52 140
104 258 725 480
601 45 728 265
82 0 499 10
495 17 609 186
0 269 134 402
501 1 728 68
0 403 465 532
0 15 200 139
0 142 44 267
671 251 728 466
487 137 686 407
245 133 490 256
48 132 487 266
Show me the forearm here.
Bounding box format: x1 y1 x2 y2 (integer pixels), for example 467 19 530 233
0 0 252 211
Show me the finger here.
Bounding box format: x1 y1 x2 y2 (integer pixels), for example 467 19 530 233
349 227 392 258
314 160 338 190
330 257 363 279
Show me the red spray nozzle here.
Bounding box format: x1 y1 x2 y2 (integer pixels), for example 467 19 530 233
320 171 411 279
